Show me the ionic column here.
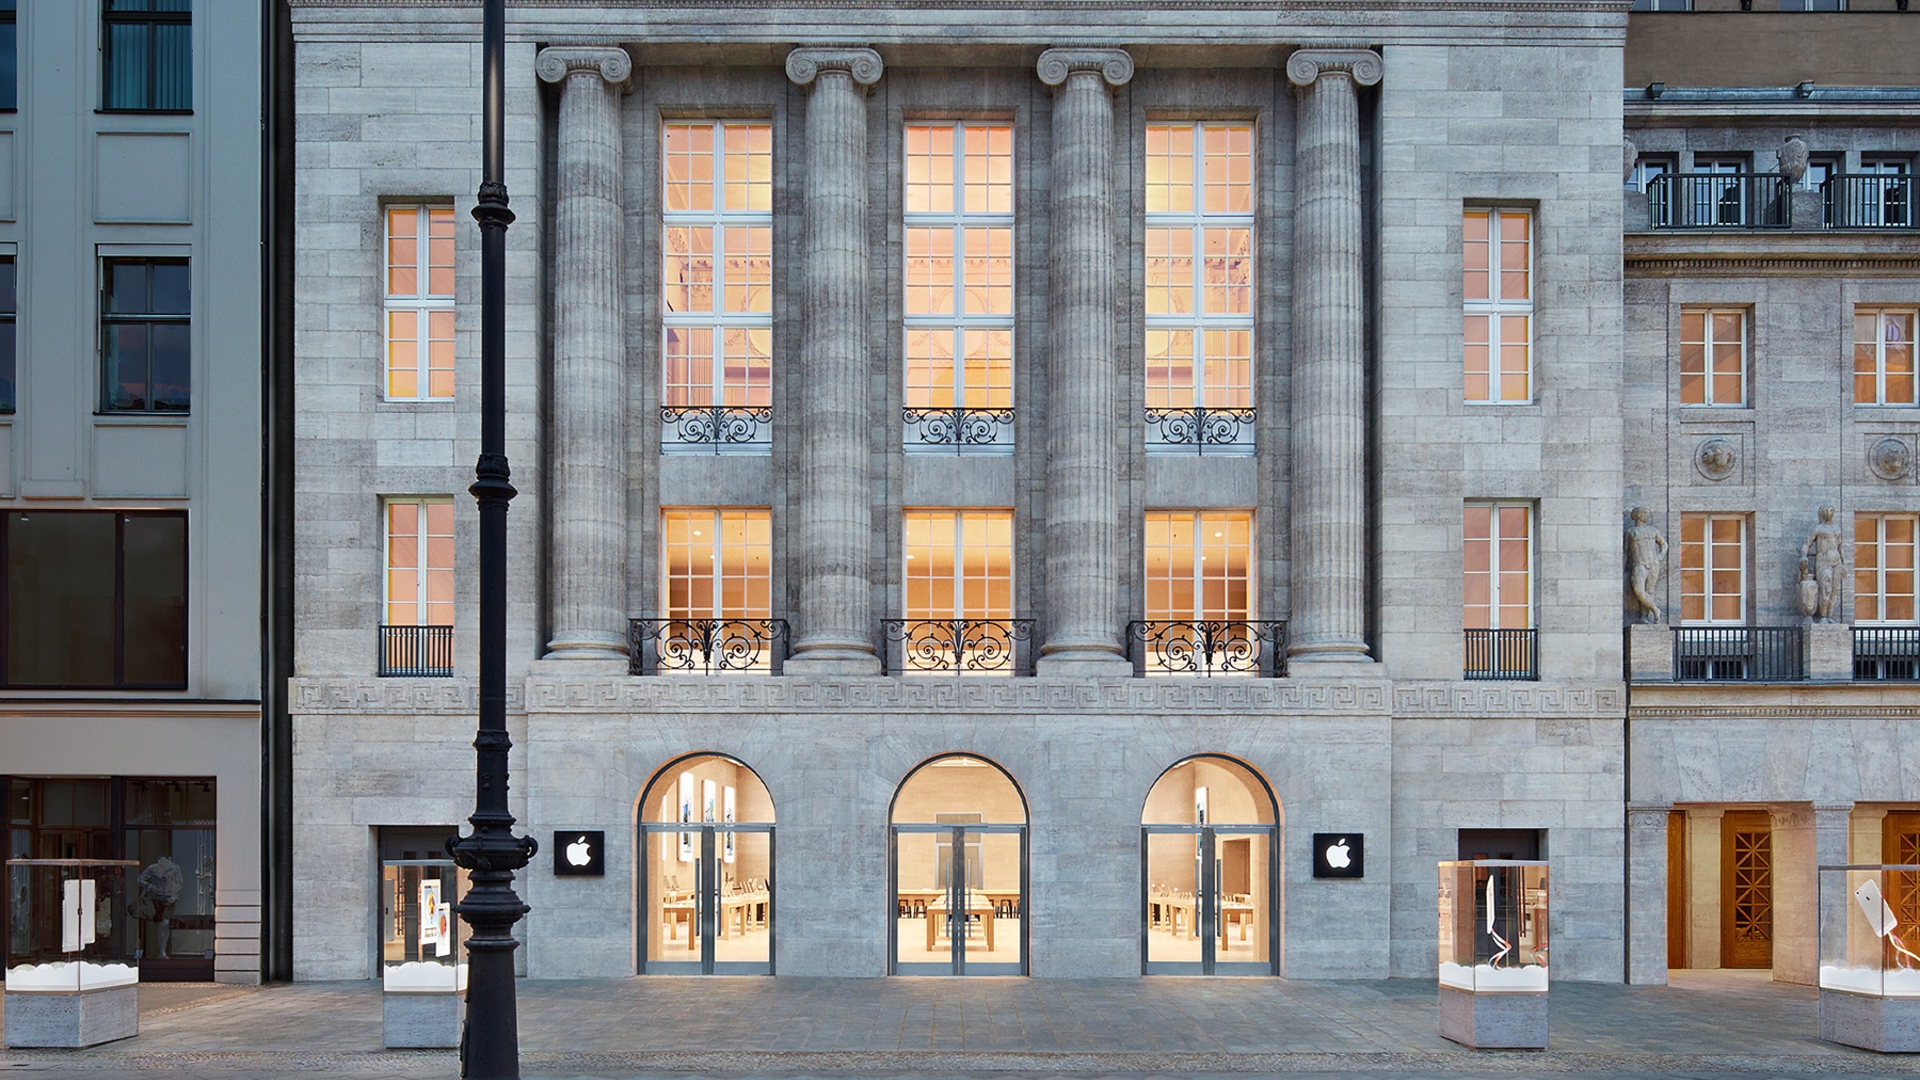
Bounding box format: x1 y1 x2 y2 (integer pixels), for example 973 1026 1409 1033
1286 48 1380 665
785 47 883 673
537 46 631 660
1035 48 1133 675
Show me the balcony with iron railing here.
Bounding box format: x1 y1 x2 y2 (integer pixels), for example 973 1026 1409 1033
901 406 1015 452
1645 173 1792 229
1463 628 1538 681
1854 626 1920 680
1125 620 1287 677
379 625 454 677
1672 626 1805 682
628 617 790 675
1822 174 1916 230
881 619 1035 675
1142 406 1256 455
659 405 773 453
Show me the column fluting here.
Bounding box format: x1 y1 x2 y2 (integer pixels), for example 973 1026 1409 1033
1286 48 1380 665
537 46 631 660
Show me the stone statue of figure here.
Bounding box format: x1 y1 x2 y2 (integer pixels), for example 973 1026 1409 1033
1803 506 1845 623
1625 507 1667 625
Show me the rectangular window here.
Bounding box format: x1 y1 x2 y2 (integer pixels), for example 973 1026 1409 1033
903 123 1015 451
1629 0 1692 9
384 499 453 628
103 0 191 112
384 206 456 400
0 1 16 111
0 256 13 411
1680 309 1746 406
5 511 187 688
1628 155 1673 193
1680 513 1746 625
101 258 189 413
903 510 1012 621
662 121 772 452
1144 123 1255 453
1855 309 1916 406
1144 510 1252 621
1856 514 1917 624
661 508 772 620
1463 208 1532 403
1463 503 1532 630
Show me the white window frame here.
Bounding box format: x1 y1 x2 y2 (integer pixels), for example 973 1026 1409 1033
1463 502 1534 631
661 120 773 453
1855 513 1918 625
1143 510 1255 622
383 496 455 627
1679 307 1747 408
1144 122 1256 455
902 121 1015 454
382 204 456 402
1462 207 1534 405
1680 513 1747 626
1855 307 1919 407
902 509 1014 621
659 507 772 621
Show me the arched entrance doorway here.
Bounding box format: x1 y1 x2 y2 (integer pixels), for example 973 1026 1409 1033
1141 754 1279 975
889 754 1028 975
637 753 774 974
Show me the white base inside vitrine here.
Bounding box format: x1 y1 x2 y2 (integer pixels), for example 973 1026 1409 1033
382 961 468 993
1820 966 1920 998
1438 983 1547 1049
383 986 465 1049
4 962 140 992
1438 961 1549 993
2 984 139 1048
1821 987 1920 1053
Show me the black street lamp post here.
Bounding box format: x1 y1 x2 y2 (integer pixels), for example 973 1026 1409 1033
447 0 535 1077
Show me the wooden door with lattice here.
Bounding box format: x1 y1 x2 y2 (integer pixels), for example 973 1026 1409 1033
1720 811 1772 969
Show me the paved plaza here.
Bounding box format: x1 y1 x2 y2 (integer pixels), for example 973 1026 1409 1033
4 970 1920 1079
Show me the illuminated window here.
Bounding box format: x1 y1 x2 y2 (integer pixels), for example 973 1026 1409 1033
661 508 772 621
384 206 456 400
1463 208 1532 404
385 499 454 629
1856 514 1917 624
1463 504 1532 630
662 122 773 451
1144 123 1254 453
903 510 1013 621
1679 513 1746 624
1854 308 1916 406
1679 309 1746 407
1144 511 1252 622
902 123 1014 451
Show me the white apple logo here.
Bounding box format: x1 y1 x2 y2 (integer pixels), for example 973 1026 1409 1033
1325 838 1351 870
566 835 593 867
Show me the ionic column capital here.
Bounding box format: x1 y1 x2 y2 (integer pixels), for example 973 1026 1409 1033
1285 47 1382 90
785 47 884 90
1036 47 1134 89
535 45 632 92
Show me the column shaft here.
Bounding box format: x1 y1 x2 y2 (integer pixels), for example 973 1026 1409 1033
539 48 630 660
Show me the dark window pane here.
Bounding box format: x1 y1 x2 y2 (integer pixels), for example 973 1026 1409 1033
122 515 186 685
9 513 116 686
104 23 149 110
107 261 148 314
0 258 15 314
150 324 190 411
0 24 16 112
150 262 189 314
0 316 16 413
153 23 190 110
108 0 156 10
105 324 149 410
155 0 191 10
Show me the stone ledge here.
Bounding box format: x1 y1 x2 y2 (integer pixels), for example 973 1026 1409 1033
1392 682 1626 719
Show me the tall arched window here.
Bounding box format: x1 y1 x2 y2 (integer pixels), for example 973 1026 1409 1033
1141 754 1279 975
889 754 1027 975
637 754 774 974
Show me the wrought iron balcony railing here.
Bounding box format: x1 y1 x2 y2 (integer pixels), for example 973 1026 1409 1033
1673 626 1804 682
629 617 789 675
1823 174 1916 230
1647 173 1791 229
901 406 1015 452
1854 627 1920 680
1463 628 1538 681
1126 620 1287 677
882 618 1035 675
660 405 772 452
1143 406 1256 455
379 625 454 677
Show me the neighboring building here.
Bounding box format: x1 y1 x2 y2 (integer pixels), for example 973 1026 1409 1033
1622 0 1920 983
0 1 280 984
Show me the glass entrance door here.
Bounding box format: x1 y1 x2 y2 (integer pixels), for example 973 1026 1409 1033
1141 825 1275 975
891 823 1026 975
640 823 773 974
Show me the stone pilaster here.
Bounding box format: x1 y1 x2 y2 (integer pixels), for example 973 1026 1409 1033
1285 48 1380 665
1626 803 1672 985
1035 48 1134 675
785 47 883 674
537 46 631 661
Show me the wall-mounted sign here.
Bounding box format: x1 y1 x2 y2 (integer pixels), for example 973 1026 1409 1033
1313 833 1364 879
553 830 605 877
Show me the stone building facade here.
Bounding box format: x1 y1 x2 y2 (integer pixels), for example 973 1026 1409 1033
290 0 1632 983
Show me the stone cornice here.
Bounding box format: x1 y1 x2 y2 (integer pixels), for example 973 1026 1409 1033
1285 47 1382 89
1391 682 1626 718
785 46 883 88
535 45 633 92
1035 47 1134 88
1625 253 1920 277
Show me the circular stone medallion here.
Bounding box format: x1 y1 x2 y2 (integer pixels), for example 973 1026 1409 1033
1695 438 1737 481
1870 436 1913 481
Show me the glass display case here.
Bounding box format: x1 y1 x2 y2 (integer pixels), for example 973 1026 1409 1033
1437 860 1549 1050
379 859 466 993
1818 864 1920 1052
4 859 141 1048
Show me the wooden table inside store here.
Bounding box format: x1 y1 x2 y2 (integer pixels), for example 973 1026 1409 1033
900 890 1020 953
658 891 770 950
1150 893 1259 952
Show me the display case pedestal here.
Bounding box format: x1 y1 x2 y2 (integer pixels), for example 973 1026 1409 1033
1821 989 1920 1053
3 985 139 1048
1438 984 1547 1049
383 990 465 1049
